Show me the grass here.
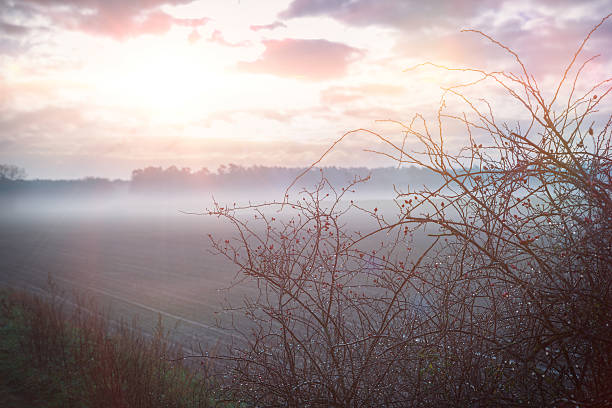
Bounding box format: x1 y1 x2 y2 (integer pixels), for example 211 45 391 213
0 286 228 407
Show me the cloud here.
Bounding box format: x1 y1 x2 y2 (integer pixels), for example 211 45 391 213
343 107 401 120
394 12 612 79
73 10 209 40
173 16 211 28
273 1 612 81
321 84 405 104
208 30 251 48
250 21 287 31
279 0 612 75
0 37 28 56
201 106 331 127
237 38 363 81
0 4 39 54
0 106 88 155
279 0 489 29
188 29 201 44
0 21 30 36
1 0 209 40
488 16 612 78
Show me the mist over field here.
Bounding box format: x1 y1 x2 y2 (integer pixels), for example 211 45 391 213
0 166 439 350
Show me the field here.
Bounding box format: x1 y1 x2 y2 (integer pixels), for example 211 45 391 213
0 195 417 354
0 199 245 353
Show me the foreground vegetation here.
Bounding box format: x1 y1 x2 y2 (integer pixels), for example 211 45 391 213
0 287 221 407
206 16 612 407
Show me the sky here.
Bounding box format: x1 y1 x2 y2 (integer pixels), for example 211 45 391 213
0 0 610 179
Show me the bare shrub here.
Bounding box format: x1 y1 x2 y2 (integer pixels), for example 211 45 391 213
207 15 612 407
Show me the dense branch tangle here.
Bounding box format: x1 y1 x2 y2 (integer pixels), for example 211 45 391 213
205 15 612 408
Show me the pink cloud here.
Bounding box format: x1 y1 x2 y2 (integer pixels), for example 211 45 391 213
321 84 405 104
188 29 201 44
343 107 401 120
5 0 209 39
77 11 209 40
250 21 287 32
208 30 251 48
237 38 363 81
173 16 210 28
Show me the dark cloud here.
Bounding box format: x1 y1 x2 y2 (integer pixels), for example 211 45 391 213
0 0 208 39
237 38 363 81
0 0 38 21
0 21 30 35
279 0 491 29
279 0 347 19
250 21 287 32
280 0 608 31
0 3 37 54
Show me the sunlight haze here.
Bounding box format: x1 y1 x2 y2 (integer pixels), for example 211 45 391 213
0 0 610 178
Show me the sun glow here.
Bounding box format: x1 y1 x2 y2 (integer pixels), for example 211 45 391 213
92 40 217 121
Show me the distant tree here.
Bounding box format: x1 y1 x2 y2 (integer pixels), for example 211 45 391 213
206 15 612 407
0 164 26 180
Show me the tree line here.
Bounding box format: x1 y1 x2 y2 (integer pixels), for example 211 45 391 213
0 164 442 196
